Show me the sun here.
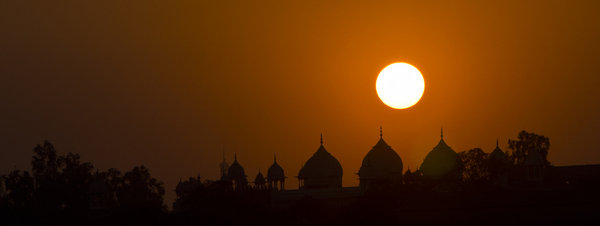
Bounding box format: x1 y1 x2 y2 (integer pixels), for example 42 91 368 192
376 62 425 109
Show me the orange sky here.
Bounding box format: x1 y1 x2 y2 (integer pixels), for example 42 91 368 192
2 1 600 204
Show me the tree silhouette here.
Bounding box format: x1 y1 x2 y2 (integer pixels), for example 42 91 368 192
117 166 166 212
2 170 35 209
458 148 489 183
508 131 550 166
0 141 167 224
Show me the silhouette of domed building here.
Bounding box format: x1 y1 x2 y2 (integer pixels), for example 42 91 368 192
420 129 460 181
489 140 510 187
298 134 342 190
267 155 285 191
358 127 403 191
227 154 248 190
254 170 266 190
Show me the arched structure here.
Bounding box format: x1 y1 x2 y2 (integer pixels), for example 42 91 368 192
358 127 403 191
267 155 285 191
298 134 343 190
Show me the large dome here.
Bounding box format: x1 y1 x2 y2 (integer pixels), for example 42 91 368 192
267 155 285 180
420 130 459 180
298 143 343 179
359 135 403 180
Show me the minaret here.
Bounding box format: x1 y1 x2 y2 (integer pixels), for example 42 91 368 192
219 149 229 180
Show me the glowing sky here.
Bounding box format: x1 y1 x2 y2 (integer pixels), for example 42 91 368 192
2 1 600 204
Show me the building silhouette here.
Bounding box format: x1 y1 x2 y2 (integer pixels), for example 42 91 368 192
420 128 460 181
297 134 343 190
358 127 403 191
267 155 285 191
227 154 248 190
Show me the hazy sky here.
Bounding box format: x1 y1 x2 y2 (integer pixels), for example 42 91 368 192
2 1 600 204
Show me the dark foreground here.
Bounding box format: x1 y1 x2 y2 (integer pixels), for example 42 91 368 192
3 187 598 225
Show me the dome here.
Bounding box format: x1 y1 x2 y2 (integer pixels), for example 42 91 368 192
420 130 459 180
267 155 285 180
298 136 343 180
489 140 508 162
227 154 246 179
359 132 403 180
254 171 266 184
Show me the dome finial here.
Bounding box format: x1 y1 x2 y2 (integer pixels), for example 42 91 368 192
274 154 277 163
234 152 237 161
320 133 323 145
380 126 383 138
441 127 444 139
496 138 499 147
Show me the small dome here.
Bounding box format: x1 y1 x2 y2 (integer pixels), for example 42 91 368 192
524 150 545 166
421 130 459 180
254 171 266 184
267 155 285 180
359 137 403 180
298 141 342 179
227 154 246 179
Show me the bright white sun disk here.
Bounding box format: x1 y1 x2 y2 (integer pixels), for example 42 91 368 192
376 63 425 109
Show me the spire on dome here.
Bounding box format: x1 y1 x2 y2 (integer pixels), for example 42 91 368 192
441 127 444 139
496 139 499 147
320 133 323 145
234 153 237 161
274 154 277 163
380 126 383 138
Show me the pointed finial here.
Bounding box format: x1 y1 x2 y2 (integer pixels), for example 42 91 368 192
441 127 444 139
234 152 237 161
496 139 499 147
380 126 383 138
274 154 277 163
320 133 323 145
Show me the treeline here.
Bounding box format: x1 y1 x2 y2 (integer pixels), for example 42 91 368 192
0 141 166 225
457 130 550 184
404 130 550 187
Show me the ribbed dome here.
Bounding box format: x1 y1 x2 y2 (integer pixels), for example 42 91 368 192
254 171 265 184
359 137 403 179
298 143 343 179
227 155 246 179
421 132 459 180
267 156 285 180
